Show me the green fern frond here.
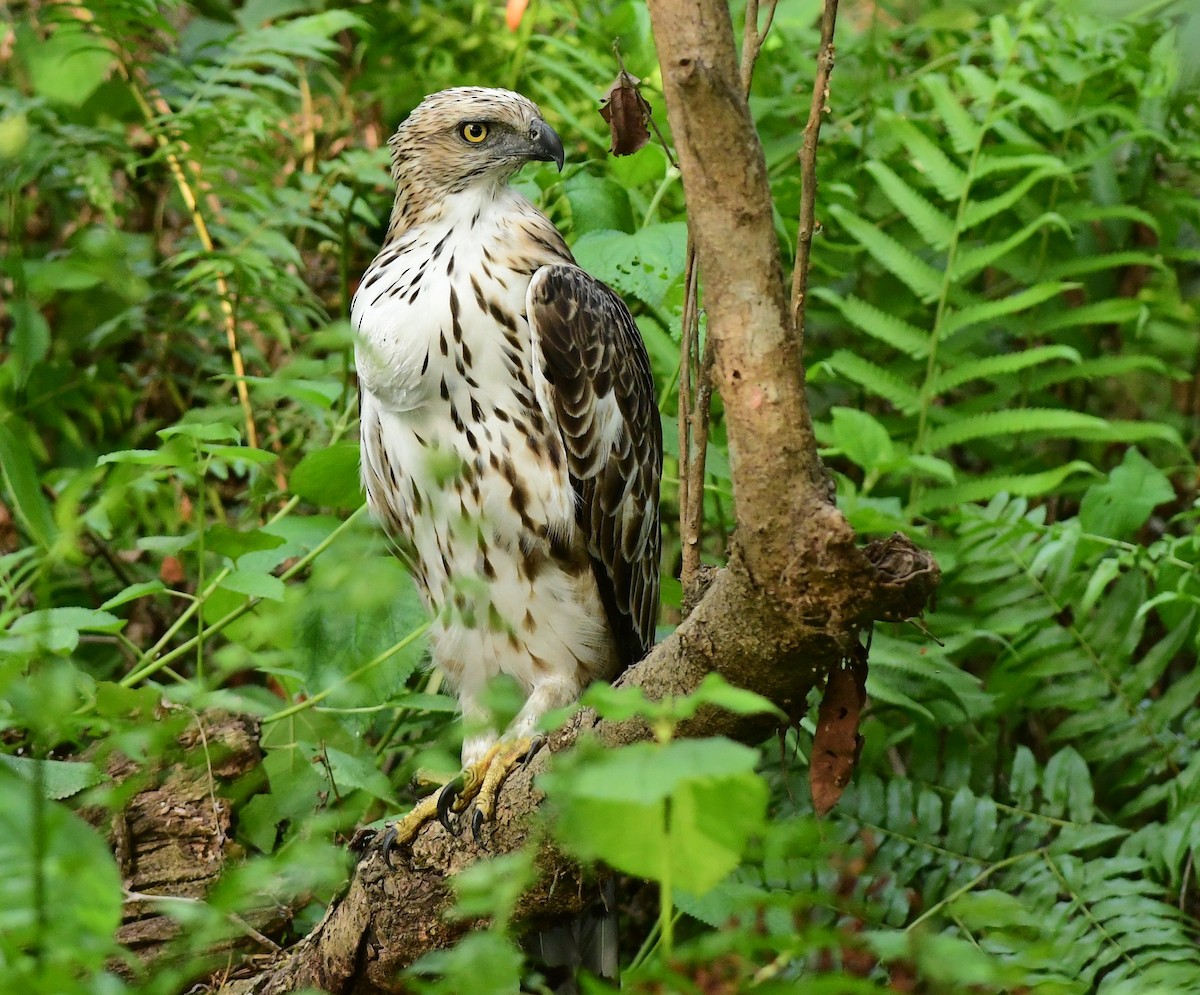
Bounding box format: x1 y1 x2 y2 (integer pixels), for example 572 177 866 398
920 73 981 154
952 212 1071 282
923 409 1109 451
930 346 1082 394
960 167 1065 231
820 350 922 413
909 463 1100 516
831 206 944 301
939 282 1077 341
865 161 956 250
887 117 967 201
814 289 929 358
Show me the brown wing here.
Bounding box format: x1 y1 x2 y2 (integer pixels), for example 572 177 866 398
527 265 662 668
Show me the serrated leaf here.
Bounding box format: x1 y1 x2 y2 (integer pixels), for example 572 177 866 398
920 73 981 154
939 283 1077 341
866 161 956 249
909 461 1099 516
887 117 966 200
814 289 929 358
959 168 1066 231
930 345 1081 394
821 351 922 413
924 409 1109 451
952 212 1070 282
0 756 104 800
830 206 944 301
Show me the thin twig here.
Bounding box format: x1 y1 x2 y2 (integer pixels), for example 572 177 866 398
678 0 779 601
118 60 260 450
791 0 840 341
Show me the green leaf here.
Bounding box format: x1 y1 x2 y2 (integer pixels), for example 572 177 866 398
0 423 56 550
541 737 768 895
830 206 944 301
571 223 688 309
885 117 966 200
6 608 124 655
205 523 288 564
0 770 123 974
322 746 399 804
815 289 929 358
939 283 1077 341
923 409 1109 451
17 22 113 107
289 442 365 508
100 580 167 610
920 73 981 154
829 407 896 470
820 351 922 413
929 345 1081 395
951 213 1070 282
1079 448 1174 541
909 462 1099 516
866 161 956 249
0 756 104 800
960 167 1064 230
219 570 286 601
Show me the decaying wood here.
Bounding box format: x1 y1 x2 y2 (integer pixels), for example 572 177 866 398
78 712 286 972
213 1 939 991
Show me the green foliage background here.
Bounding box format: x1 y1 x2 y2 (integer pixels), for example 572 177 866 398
2 0 1200 991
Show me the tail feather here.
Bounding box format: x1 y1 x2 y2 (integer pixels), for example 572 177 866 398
529 877 618 993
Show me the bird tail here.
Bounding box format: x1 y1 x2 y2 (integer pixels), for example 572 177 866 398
528 877 618 993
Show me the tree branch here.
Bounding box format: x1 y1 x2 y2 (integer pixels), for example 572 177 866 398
223 1 938 991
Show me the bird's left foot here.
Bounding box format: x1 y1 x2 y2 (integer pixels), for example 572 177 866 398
438 735 544 842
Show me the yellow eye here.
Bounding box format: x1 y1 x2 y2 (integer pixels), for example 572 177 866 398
460 122 489 143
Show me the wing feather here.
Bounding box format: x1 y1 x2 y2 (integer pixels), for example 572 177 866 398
528 265 662 668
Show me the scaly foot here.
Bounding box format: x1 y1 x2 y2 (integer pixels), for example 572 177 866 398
371 736 543 867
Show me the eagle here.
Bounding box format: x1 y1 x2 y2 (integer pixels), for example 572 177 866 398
352 87 662 852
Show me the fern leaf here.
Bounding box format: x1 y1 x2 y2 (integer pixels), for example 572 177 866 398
940 282 1077 340
865 161 956 250
813 288 929 358
923 409 1109 451
909 462 1100 516
1039 299 1144 332
955 64 997 106
930 346 1082 394
821 351 922 413
974 151 1069 179
1044 251 1168 281
920 73 981 155
960 167 1064 231
1069 420 1184 449
953 213 1071 282
1058 203 1161 234
831 206 944 302
1024 355 1173 391
887 117 967 201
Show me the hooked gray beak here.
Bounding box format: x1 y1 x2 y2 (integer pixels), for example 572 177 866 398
529 120 565 171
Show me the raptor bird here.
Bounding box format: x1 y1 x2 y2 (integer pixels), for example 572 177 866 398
353 87 662 851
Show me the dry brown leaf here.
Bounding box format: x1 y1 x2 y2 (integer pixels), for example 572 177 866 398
599 69 652 157
160 555 185 586
810 650 868 816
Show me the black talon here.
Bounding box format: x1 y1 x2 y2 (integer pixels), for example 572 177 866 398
520 735 546 770
471 808 485 843
437 779 464 834
379 825 399 870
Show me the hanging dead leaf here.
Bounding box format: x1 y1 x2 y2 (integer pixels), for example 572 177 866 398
599 69 652 156
505 0 529 31
810 650 868 816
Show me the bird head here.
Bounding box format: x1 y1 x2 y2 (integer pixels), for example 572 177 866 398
388 87 564 197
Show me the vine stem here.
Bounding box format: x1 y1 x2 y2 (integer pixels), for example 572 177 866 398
791 0 839 338
118 60 260 450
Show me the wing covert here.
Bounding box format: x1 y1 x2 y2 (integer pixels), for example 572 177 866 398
527 265 662 669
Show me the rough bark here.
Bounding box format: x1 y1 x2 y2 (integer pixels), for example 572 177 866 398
215 0 940 990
